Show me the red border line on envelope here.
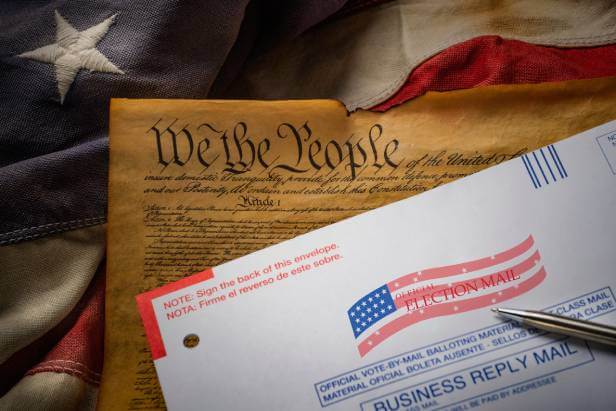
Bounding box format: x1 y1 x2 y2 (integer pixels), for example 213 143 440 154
135 268 214 360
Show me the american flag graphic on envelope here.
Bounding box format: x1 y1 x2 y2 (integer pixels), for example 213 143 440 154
348 235 546 356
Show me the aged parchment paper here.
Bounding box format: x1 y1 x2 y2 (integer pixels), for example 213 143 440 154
100 77 616 410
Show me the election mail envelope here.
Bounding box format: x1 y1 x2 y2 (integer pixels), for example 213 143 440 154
137 121 616 410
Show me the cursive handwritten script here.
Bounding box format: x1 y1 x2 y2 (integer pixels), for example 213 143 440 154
149 120 401 179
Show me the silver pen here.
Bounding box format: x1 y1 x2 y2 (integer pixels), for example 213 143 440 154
492 307 616 348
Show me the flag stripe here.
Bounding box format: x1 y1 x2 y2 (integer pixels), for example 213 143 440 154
392 249 541 309
358 266 547 356
387 235 534 291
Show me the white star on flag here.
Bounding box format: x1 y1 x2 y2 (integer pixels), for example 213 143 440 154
18 10 124 103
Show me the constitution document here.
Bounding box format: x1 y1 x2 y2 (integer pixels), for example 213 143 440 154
101 77 616 410
136 119 616 411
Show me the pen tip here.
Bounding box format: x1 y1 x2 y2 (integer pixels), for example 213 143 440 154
491 307 499 313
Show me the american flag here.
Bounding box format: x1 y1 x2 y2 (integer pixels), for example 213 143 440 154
348 235 546 357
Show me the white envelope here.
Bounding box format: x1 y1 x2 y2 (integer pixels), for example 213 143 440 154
137 121 616 410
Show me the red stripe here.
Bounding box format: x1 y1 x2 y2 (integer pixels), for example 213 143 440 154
388 235 533 291
359 266 546 357
393 249 541 309
1 264 106 394
371 36 616 112
135 268 214 360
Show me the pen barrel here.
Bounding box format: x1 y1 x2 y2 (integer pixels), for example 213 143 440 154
522 314 616 347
